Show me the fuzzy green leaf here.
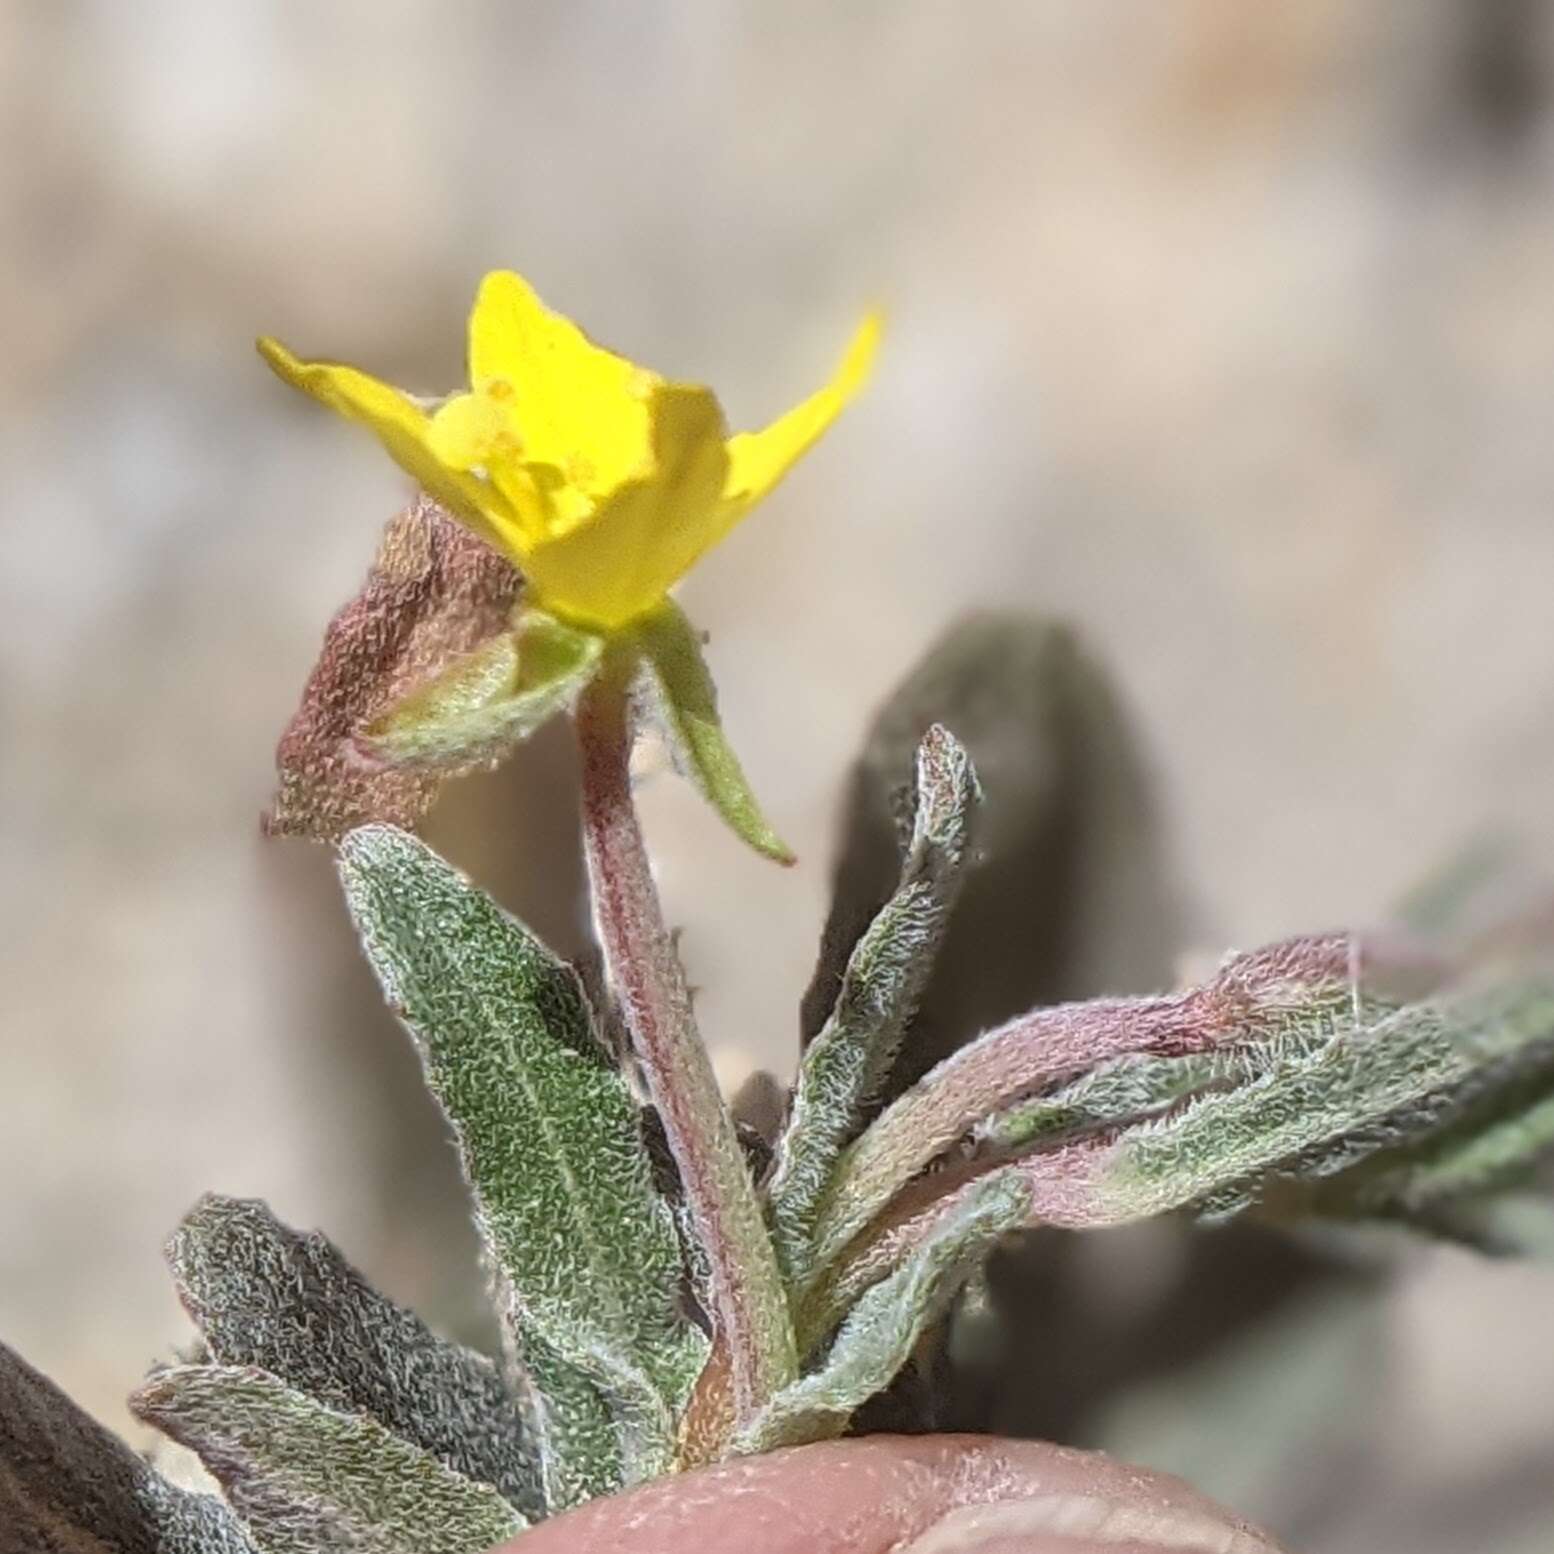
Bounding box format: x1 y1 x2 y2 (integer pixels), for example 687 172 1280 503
981 1030 1332 1152
0 1342 256 1554
338 825 708 1494
167 1194 540 1521
770 726 978 1289
1098 969 1554 1223
509 1327 623 1515
736 1172 1029 1453
359 608 603 770
1296 1072 1554 1233
628 600 793 862
807 933 1378 1284
131 1365 524 1554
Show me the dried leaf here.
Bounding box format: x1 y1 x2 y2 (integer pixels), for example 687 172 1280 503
339 825 708 1496
166 1194 539 1520
131 1365 523 1554
265 496 520 840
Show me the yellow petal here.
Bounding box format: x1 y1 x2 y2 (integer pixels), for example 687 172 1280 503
520 384 731 630
722 311 881 510
466 270 658 501
256 337 519 556
426 390 514 470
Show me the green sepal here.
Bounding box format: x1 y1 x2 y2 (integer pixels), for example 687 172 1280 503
360 607 603 770
130 1364 526 1554
626 600 794 863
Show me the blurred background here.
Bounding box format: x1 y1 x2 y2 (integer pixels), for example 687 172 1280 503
4 3 1554 1549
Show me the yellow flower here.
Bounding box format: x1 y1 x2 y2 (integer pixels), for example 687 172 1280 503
259 271 879 631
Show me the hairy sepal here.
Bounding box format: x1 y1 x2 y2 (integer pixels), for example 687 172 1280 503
264 495 521 840
358 608 603 770
626 600 794 863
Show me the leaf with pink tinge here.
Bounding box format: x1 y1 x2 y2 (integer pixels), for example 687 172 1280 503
804 932 1408 1285
264 496 521 841
801 933 1554 1341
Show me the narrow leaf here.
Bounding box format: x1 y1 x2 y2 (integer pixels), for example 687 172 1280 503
167 1194 539 1521
339 825 708 1492
805 959 1554 1341
359 609 603 770
509 1327 623 1515
1306 1074 1554 1221
628 600 793 862
769 725 978 1288
800 613 1178 1088
737 1172 1029 1453
806 933 1392 1284
1097 970 1554 1223
131 1365 523 1554
0 1342 255 1554
981 1029 1332 1152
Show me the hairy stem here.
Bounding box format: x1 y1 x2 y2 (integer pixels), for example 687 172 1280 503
575 668 796 1434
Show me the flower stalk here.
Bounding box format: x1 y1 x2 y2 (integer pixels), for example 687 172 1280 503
575 661 797 1434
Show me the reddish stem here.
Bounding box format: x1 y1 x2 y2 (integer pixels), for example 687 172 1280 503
576 670 795 1435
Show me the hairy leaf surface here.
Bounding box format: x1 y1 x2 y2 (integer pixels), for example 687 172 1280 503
738 1172 1028 1452
132 1366 523 1554
770 726 978 1289
0 1342 255 1554
339 825 707 1490
167 1194 539 1520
